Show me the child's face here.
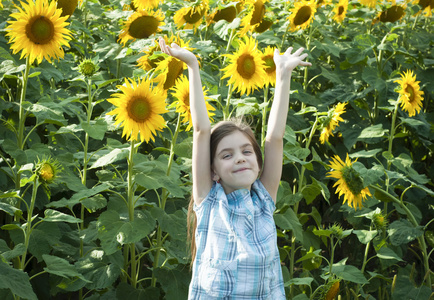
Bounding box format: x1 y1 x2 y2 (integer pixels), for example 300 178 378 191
212 130 260 194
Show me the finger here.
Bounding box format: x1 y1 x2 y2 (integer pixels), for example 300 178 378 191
284 47 293 56
300 61 312 66
273 48 280 60
293 47 305 56
299 53 309 61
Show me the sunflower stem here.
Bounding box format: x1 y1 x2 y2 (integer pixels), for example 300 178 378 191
19 176 39 271
369 185 432 288
151 115 181 288
126 140 138 287
224 84 233 120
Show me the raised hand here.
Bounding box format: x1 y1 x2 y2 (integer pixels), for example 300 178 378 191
158 36 198 67
273 47 311 77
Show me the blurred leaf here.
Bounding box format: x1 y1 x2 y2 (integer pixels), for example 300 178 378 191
388 219 423 246
332 264 369 284
154 266 190 300
115 283 159 300
42 209 82 223
90 148 129 169
42 254 90 281
0 243 26 261
150 207 186 241
274 207 303 243
353 230 378 244
81 119 108 140
376 247 403 262
0 261 37 300
358 124 387 139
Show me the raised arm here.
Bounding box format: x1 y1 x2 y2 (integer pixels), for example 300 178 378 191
260 47 311 202
159 37 212 205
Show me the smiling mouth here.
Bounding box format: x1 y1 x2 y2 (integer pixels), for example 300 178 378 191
234 168 249 173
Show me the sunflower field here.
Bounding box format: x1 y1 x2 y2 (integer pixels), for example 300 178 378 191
0 0 433 299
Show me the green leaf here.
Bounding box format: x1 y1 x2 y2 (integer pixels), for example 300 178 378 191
42 254 90 281
0 243 26 261
81 194 107 213
150 208 187 241
0 202 22 217
358 124 387 139
42 209 82 223
350 149 382 158
376 247 403 262
332 264 369 284
312 228 333 238
296 249 322 263
301 177 330 205
274 207 303 243
90 148 130 169
0 261 37 300
388 219 424 246
115 283 159 300
285 277 314 287
353 230 378 244
154 267 190 300
320 66 342 84
81 119 108 141
74 250 123 290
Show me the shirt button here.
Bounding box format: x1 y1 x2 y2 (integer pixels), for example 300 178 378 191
247 215 252 220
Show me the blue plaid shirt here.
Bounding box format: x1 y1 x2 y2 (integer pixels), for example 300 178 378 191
188 180 286 299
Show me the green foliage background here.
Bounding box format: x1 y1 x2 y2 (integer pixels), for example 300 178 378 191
0 0 433 299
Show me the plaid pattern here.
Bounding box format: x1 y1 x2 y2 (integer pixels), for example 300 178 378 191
188 180 286 299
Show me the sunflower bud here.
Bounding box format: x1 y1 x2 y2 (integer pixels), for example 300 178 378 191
329 223 345 240
324 280 340 300
78 58 99 77
35 157 62 184
373 211 388 231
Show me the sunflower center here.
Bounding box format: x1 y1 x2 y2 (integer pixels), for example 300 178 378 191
40 163 54 181
379 6 405 22
294 6 312 26
341 166 364 195
127 97 151 122
263 56 275 74
338 6 344 15
164 59 184 90
213 6 236 22
404 84 415 103
250 1 265 25
129 16 159 39
26 16 55 45
184 8 203 24
237 54 256 79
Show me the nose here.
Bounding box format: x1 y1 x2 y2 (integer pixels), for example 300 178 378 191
235 153 246 164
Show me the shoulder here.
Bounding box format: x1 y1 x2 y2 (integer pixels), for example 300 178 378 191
194 182 222 211
252 180 274 203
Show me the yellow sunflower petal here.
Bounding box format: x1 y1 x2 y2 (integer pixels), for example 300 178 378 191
118 9 165 45
221 36 266 96
327 154 371 210
107 77 168 143
394 70 424 117
6 0 72 64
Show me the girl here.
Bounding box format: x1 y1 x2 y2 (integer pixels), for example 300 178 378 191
159 36 311 299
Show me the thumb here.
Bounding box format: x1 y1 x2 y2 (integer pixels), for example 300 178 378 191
273 48 280 61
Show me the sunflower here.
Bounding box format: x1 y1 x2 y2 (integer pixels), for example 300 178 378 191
56 0 78 17
152 36 193 91
327 154 372 210
287 0 317 32
174 2 208 31
394 70 424 117
107 77 168 143
133 0 160 10
416 0 434 16
320 102 346 144
240 0 268 35
169 75 215 131
118 9 165 45
375 4 406 22
324 280 340 300
6 0 72 64
359 0 377 8
207 1 241 24
262 46 276 87
35 156 62 184
333 0 349 23
137 38 165 71
221 37 266 96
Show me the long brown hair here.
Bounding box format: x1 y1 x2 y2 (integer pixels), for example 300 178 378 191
187 118 263 266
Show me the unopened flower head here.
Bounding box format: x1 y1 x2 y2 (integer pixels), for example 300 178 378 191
78 58 99 77
35 157 62 184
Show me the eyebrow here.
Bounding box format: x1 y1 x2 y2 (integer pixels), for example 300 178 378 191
217 143 253 156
